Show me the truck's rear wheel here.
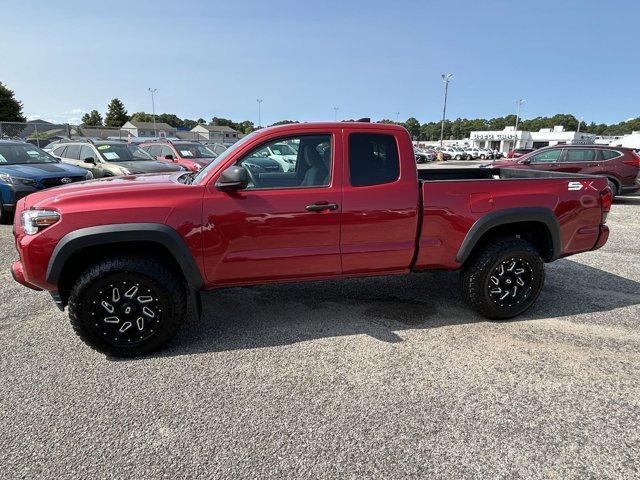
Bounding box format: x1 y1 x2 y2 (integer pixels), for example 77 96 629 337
68 256 187 357
460 238 545 319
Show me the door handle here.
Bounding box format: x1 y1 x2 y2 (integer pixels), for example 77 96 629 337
587 163 600 167
306 202 339 212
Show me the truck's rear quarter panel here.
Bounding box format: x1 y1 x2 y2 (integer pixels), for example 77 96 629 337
414 175 608 270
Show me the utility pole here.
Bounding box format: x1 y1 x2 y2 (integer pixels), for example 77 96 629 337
440 74 453 147
514 98 525 149
148 88 157 137
333 107 339 121
577 117 583 133
257 99 263 128
395 111 400 123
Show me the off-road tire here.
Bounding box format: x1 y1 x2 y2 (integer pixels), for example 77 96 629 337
460 238 545 320
68 256 187 357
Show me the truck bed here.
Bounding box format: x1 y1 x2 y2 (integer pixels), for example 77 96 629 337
414 167 609 270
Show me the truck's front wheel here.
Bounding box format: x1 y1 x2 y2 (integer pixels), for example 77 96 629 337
68 256 187 357
460 238 545 319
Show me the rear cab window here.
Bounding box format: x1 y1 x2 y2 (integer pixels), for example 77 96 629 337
348 133 400 187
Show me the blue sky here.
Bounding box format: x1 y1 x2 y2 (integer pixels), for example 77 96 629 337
1 0 638 126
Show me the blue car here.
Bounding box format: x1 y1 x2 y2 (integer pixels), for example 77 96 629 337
0 140 93 224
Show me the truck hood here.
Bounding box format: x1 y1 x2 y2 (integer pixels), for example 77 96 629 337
22 172 186 209
113 160 184 174
0 162 88 178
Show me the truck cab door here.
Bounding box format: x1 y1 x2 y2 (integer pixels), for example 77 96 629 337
201 131 343 285
340 129 420 274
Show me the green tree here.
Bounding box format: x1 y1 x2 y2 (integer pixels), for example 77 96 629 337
128 112 154 123
81 109 103 126
403 117 421 139
0 81 26 122
104 98 129 127
269 120 298 127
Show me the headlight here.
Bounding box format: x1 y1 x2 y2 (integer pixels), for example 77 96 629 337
21 210 60 235
84 171 94 180
0 173 36 186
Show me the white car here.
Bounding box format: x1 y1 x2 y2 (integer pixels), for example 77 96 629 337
438 146 467 160
253 142 298 172
476 148 494 160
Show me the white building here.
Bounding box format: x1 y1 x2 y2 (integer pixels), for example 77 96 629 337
607 131 640 149
469 126 596 152
121 121 177 138
190 124 239 144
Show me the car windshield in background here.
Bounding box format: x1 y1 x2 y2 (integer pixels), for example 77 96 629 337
0 144 58 164
96 144 154 162
193 131 259 183
177 143 217 158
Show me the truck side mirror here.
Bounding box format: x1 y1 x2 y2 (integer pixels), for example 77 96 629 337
84 157 96 164
215 166 249 191
165 154 174 161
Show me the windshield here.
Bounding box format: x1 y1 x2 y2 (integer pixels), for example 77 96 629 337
193 132 259 184
96 143 155 162
176 143 217 158
0 144 59 164
270 143 296 155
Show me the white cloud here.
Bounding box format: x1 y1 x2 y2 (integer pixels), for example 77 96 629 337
24 108 87 125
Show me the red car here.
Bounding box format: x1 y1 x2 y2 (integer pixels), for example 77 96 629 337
11 122 612 356
492 145 640 196
506 148 535 158
139 140 217 172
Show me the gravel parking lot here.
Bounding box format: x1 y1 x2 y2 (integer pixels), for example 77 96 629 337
1 197 639 479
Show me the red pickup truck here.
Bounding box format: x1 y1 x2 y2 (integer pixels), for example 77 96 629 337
11 122 612 356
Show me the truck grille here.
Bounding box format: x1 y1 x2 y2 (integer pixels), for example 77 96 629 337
41 177 84 188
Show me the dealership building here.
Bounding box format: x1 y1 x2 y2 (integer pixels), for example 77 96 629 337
468 126 597 152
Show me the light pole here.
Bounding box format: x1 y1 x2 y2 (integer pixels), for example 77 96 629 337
395 111 400 123
148 88 157 137
333 107 339 121
577 117 583 132
514 98 525 150
257 98 263 128
440 73 453 147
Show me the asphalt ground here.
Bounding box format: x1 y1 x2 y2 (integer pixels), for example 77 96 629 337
1 195 639 479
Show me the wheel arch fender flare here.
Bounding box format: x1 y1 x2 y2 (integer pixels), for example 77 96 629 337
456 207 562 264
46 223 204 289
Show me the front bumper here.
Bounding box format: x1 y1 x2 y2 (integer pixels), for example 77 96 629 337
11 260 43 291
2 183 38 210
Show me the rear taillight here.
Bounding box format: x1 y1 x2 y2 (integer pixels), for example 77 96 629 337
622 153 640 167
600 189 613 224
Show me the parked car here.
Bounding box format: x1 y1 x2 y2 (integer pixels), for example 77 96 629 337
462 146 480 159
50 140 186 178
204 142 228 156
252 141 299 171
506 148 535 158
11 122 613 356
414 148 435 163
477 148 494 160
139 140 217 172
438 146 468 160
490 145 640 197
0 140 92 223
